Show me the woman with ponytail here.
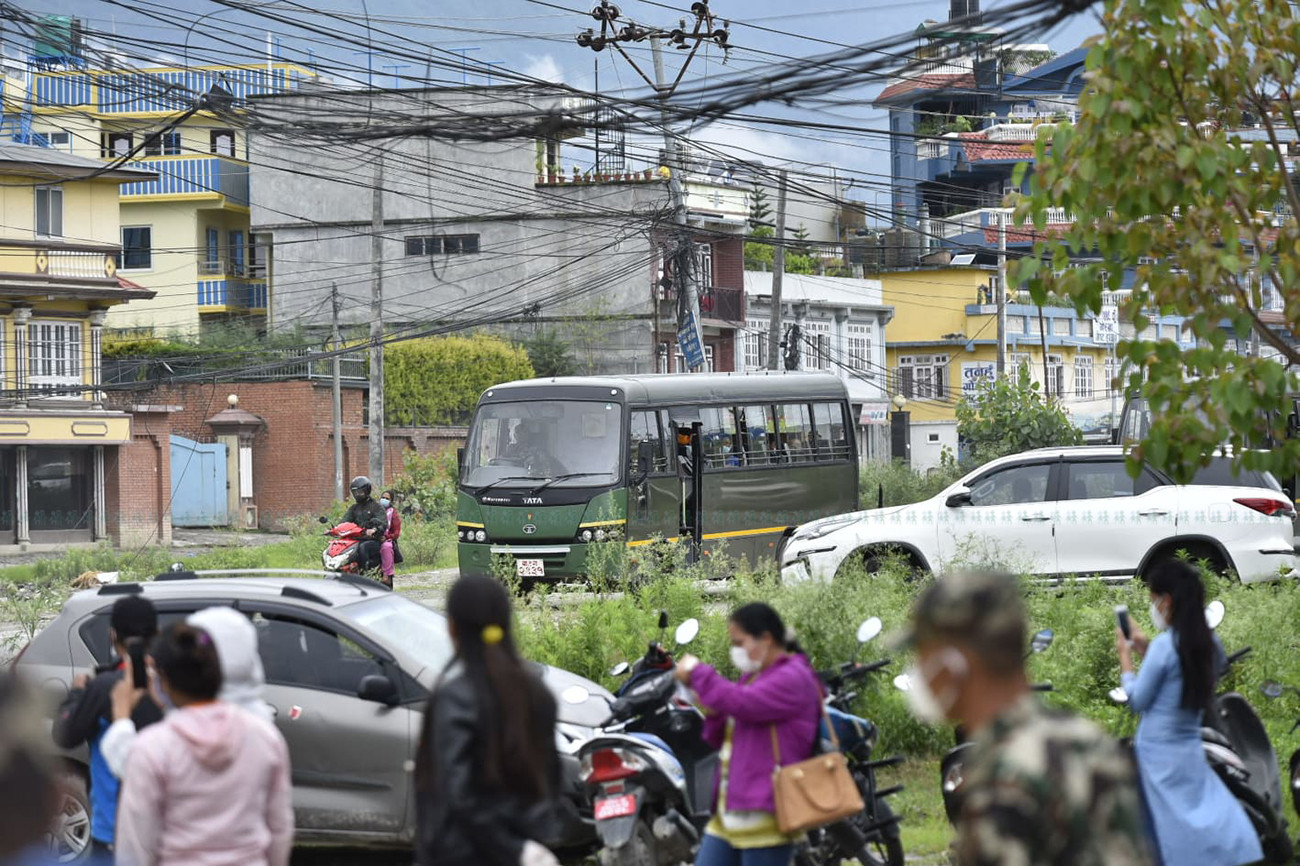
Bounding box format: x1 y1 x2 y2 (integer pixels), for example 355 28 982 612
415 575 560 866
115 624 292 866
672 602 821 866
1115 561 1260 865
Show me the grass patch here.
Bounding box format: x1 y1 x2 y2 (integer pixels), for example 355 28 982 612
884 757 950 861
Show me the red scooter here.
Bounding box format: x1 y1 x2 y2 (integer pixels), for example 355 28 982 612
319 519 389 587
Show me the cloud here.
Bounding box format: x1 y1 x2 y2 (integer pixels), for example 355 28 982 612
521 54 564 83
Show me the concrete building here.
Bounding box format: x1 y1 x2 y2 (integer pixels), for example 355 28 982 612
249 85 748 374
742 271 894 461
4 59 312 335
0 143 168 548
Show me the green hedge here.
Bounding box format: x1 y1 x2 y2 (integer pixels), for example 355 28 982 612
385 334 535 426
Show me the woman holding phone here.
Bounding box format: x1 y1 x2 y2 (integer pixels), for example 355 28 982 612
1114 561 1259 865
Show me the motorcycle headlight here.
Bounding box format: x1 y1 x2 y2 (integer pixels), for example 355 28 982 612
792 516 857 542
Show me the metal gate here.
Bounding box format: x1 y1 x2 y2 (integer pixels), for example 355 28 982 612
169 435 228 527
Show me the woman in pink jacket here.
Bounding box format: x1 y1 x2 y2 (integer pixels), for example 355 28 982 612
115 624 293 866
674 602 822 866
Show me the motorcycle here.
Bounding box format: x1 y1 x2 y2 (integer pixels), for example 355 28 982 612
1112 601 1293 864
567 615 905 866
1257 678 1300 855
894 627 1056 826
318 518 390 588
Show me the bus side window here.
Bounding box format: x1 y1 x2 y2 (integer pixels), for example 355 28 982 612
701 407 742 469
629 411 667 475
812 402 850 461
741 405 774 464
777 403 814 464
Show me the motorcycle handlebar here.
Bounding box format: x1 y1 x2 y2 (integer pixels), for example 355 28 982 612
1225 647 1253 667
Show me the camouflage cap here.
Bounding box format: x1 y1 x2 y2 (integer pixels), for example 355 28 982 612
890 571 1026 656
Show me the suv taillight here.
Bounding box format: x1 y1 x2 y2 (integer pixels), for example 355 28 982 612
1234 497 1297 519
580 748 647 784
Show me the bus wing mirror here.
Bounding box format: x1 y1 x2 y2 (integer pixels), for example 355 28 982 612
456 447 464 480
633 440 654 483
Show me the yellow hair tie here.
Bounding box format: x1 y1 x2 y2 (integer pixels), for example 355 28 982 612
482 624 505 645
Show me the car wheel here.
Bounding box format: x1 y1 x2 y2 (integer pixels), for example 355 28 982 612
1143 544 1230 581
839 546 926 582
47 772 91 863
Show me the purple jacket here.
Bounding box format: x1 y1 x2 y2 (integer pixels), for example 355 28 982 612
689 653 821 813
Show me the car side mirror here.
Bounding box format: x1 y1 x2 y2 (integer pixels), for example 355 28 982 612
945 486 973 508
675 618 700 646
1030 628 1054 653
357 674 400 707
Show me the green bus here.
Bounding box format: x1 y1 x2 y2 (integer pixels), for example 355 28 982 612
455 372 860 581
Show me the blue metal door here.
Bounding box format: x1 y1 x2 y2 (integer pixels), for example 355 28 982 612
169 435 228 526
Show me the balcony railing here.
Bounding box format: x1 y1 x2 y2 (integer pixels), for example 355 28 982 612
41 249 114 280
699 285 744 323
934 207 1076 239
197 277 268 311
119 156 249 206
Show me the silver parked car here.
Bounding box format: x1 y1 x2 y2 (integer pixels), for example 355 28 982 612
14 572 611 862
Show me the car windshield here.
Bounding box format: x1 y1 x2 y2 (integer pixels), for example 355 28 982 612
463 399 624 490
341 594 454 676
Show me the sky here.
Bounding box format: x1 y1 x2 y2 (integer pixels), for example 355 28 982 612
19 0 1105 206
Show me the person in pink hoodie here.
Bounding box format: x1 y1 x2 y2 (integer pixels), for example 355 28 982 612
114 623 292 866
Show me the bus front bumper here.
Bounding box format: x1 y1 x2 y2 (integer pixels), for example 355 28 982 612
458 541 594 581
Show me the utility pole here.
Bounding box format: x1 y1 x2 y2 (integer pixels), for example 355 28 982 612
766 170 788 370
330 282 344 502
997 210 1008 376
576 2 729 374
369 154 385 486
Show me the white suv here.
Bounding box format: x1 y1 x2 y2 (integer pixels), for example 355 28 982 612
780 446 1299 585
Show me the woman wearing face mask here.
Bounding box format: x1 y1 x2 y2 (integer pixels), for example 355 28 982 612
673 602 821 866
378 489 402 588
1115 560 1260 866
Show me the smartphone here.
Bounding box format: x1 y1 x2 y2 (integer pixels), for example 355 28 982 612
126 641 148 689
1114 604 1132 642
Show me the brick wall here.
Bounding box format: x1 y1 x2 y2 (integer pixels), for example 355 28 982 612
105 409 173 548
713 237 744 291
109 381 467 530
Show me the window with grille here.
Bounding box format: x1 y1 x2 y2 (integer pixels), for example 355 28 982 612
1074 355 1094 398
899 354 948 399
28 321 83 397
1104 356 1121 392
800 322 831 371
405 235 481 256
1010 353 1032 382
847 323 873 379
1046 354 1065 397
744 319 768 370
695 243 714 288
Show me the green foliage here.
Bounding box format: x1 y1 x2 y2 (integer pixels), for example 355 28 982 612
102 337 192 358
524 330 577 379
389 450 459 521
748 181 772 231
1010 0 1300 482
744 226 818 275
385 334 534 426
956 366 1084 463
859 459 965 509
791 224 812 254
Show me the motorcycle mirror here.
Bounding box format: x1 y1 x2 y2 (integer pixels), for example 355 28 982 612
658 610 670 630
560 685 591 706
856 617 883 644
318 516 328 524
1030 628 1055 653
1108 687 1129 704
1262 681 1285 699
1205 600 1225 631
610 661 630 677
674 618 700 646
892 673 913 692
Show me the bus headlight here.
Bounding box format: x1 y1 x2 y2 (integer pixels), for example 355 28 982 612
475 530 487 543
457 529 465 541
580 529 594 542
595 529 607 541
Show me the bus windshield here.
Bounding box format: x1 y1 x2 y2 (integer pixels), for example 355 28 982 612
462 400 623 490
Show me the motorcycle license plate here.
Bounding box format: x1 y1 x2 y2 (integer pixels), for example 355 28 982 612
594 794 637 821
516 559 545 578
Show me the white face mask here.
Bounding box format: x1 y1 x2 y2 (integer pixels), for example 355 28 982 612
1149 600 1169 632
903 648 968 725
730 644 763 675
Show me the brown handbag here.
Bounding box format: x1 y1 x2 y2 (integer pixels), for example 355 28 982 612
768 694 865 834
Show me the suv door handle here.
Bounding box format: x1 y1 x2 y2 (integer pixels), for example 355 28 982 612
1020 514 1052 522
1137 509 1170 517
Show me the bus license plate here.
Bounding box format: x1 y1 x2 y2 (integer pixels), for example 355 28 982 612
516 559 545 578
594 794 637 821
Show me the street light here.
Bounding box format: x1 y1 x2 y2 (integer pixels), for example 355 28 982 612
891 393 910 465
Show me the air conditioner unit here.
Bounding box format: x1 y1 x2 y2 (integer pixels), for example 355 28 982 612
241 504 258 530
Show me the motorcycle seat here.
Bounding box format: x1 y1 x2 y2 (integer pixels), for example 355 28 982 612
1201 726 1235 750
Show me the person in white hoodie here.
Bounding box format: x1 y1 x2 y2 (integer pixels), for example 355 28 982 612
114 623 292 866
102 606 275 777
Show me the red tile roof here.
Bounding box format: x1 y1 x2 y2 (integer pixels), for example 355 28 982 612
875 72 976 104
959 132 1036 162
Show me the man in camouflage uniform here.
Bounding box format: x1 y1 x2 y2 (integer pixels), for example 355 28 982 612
893 572 1154 866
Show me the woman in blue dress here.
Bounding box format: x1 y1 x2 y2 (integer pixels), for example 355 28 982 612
1115 560 1261 866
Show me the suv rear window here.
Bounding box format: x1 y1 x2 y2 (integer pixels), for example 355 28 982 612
1189 459 1282 491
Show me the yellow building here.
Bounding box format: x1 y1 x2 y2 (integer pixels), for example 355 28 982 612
880 266 1191 466
0 143 155 545
4 62 312 335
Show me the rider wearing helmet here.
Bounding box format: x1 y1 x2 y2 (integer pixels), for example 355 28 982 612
343 476 387 573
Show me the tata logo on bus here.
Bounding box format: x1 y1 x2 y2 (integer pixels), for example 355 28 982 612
522 524 537 535
523 497 544 505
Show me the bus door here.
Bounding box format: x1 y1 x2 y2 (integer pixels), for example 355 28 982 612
628 409 680 544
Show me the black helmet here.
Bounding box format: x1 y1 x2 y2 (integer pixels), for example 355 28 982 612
349 476 373 497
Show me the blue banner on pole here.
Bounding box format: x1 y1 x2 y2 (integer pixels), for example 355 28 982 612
676 310 706 371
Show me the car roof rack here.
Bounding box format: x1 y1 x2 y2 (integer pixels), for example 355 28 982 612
280 586 333 606
96 583 143 595
154 570 199 581
326 572 379 594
